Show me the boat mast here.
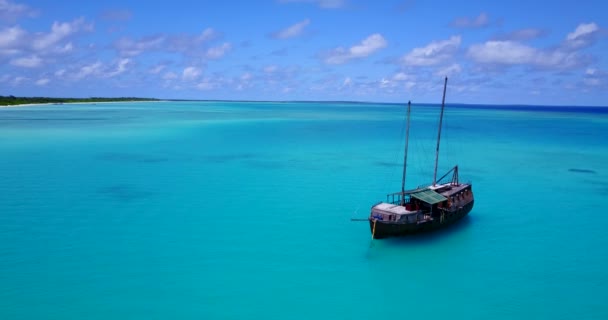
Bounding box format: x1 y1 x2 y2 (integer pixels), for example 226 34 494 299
432 77 448 187
401 101 411 204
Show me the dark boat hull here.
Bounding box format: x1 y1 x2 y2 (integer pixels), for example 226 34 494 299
369 200 474 239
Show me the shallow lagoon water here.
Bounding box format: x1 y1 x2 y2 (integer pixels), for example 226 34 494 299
1 101 607 319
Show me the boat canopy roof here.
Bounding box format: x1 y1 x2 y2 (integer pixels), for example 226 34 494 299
372 203 414 215
411 189 447 205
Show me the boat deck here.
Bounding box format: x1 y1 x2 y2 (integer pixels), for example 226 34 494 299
430 182 471 197
372 202 419 215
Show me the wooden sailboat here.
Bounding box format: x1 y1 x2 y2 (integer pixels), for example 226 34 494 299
368 77 474 239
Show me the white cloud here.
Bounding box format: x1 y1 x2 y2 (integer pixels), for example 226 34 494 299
273 19 310 39
106 58 130 77
200 28 218 41
56 42 73 53
379 78 392 88
468 40 585 69
435 64 462 77
324 33 387 64
206 42 231 59
450 13 489 28
0 0 36 21
182 66 202 81
468 41 538 64
467 23 601 71
1 18 91 58
10 54 41 67
383 73 417 92
538 50 582 68
75 61 103 79
54 59 131 80
167 32 217 53
12 76 27 85
0 26 26 53
149 64 166 74
565 22 599 48
113 28 222 58
392 72 412 81
402 36 461 66
163 71 177 80
35 78 49 86
196 79 216 90
582 67 606 88
350 34 387 56
567 23 599 41
115 35 165 56
339 76 353 90
32 17 93 51
278 0 346 9
237 72 253 90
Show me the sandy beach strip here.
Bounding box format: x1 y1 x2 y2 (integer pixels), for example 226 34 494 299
0 100 168 108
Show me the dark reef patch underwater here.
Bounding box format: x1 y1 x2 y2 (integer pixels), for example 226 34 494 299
568 168 597 174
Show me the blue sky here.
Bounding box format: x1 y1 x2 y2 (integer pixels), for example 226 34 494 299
1 0 607 106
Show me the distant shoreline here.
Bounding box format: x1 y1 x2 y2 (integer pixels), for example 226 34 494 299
0 100 168 108
0 96 160 108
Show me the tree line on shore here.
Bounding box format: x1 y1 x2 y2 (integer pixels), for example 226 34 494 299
0 95 158 106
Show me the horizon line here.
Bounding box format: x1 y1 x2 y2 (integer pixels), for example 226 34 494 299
2 95 607 108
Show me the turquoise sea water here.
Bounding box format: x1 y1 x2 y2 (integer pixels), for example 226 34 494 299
1 101 607 319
